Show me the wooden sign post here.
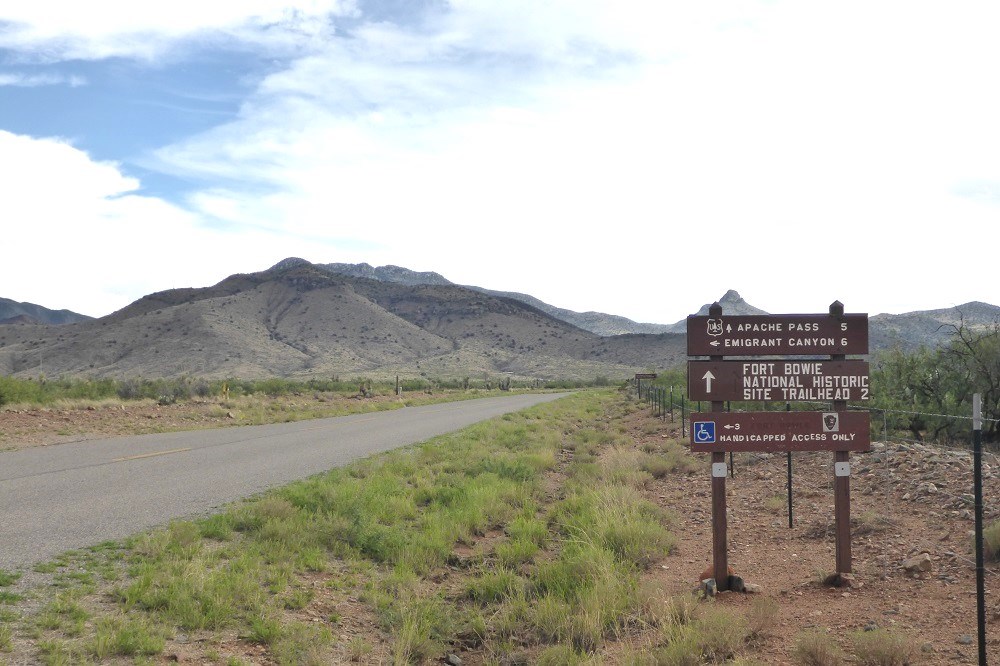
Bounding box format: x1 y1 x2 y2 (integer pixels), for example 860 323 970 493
687 301 869 587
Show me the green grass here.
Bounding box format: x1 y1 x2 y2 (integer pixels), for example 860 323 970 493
1 389 693 663
88 615 166 659
0 590 23 604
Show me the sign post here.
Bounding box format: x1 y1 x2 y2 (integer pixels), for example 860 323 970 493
706 304 728 588
635 373 656 399
687 301 869 584
830 301 852 574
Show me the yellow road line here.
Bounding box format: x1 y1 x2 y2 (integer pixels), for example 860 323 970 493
113 447 192 462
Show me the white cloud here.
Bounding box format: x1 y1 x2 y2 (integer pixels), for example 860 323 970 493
0 0 356 61
0 72 85 87
0 131 339 316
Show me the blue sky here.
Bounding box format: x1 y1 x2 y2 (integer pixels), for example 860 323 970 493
1 1 999 323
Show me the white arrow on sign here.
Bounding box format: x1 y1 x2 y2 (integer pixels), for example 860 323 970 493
724 424 736 429
709 340 720 347
702 370 716 393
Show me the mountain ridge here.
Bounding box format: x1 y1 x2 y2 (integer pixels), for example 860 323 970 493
0 297 92 326
1 259 996 380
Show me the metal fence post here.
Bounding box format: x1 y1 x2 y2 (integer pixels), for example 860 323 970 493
974 394 986 666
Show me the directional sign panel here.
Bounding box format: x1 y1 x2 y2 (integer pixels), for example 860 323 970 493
688 360 870 402
687 314 868 356
689 411 871 452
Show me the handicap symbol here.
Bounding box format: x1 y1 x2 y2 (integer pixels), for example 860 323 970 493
693 421 716 444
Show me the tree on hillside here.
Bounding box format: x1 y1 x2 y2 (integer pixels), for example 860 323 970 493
873 319 1000 443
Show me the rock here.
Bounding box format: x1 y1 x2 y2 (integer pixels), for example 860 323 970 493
744 582 762 594
823 572 855 588
700 578 717 598
500 655 529 666
921 643 935 653
958 635 974 645
902 553 933 574
727 575 746 593
864 622 878 632
444 655 463 666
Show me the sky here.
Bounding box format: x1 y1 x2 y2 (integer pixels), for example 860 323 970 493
1 1 998 325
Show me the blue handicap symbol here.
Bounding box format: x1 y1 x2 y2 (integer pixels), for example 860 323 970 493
693 421 716 444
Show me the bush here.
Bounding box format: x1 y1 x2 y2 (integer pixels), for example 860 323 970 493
984 520 1000 560
852 629 914 666
794 631 845 665
745 596 779 643
116 378 144 400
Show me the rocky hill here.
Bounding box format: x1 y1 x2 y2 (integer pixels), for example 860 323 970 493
1 259 995 381
870 302 1000 351
0 262 686 380
0 297 92 326
307 260 675 336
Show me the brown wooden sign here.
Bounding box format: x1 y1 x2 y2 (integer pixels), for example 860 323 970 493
687 313 868 356
634 373 658 380
689 411 871 452
688 360 870 402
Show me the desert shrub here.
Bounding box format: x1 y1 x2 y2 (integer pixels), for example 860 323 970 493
852 629 915 666
794 630 845 666
0 376 44 405
116 378 144 400
692 606 748 661
984 520 1000 560
745 596 779 643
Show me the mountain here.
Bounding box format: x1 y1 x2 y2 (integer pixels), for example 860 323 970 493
1 259 994 381
662 290 768 333
307 260 674 335
870 302 1000 352
666 290 999 352
272 258 455 288
0 297 92 326
0 261 686 380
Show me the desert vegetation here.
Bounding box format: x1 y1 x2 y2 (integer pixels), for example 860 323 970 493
0 375 615 410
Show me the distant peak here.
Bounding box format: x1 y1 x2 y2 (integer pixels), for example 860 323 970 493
720 290 743 303
269 257 311 272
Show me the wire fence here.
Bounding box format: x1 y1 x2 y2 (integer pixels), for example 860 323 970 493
635 380 1000 445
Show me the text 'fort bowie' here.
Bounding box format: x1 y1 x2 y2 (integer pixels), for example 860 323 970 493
742 362 869 401
687 359 871 402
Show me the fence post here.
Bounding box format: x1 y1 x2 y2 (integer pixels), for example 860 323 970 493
974 394 986 666
681 394 686 438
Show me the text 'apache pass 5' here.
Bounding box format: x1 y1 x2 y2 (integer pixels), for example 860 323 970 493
686 313 868 356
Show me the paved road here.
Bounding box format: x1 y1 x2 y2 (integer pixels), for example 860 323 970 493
0 393 569 570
